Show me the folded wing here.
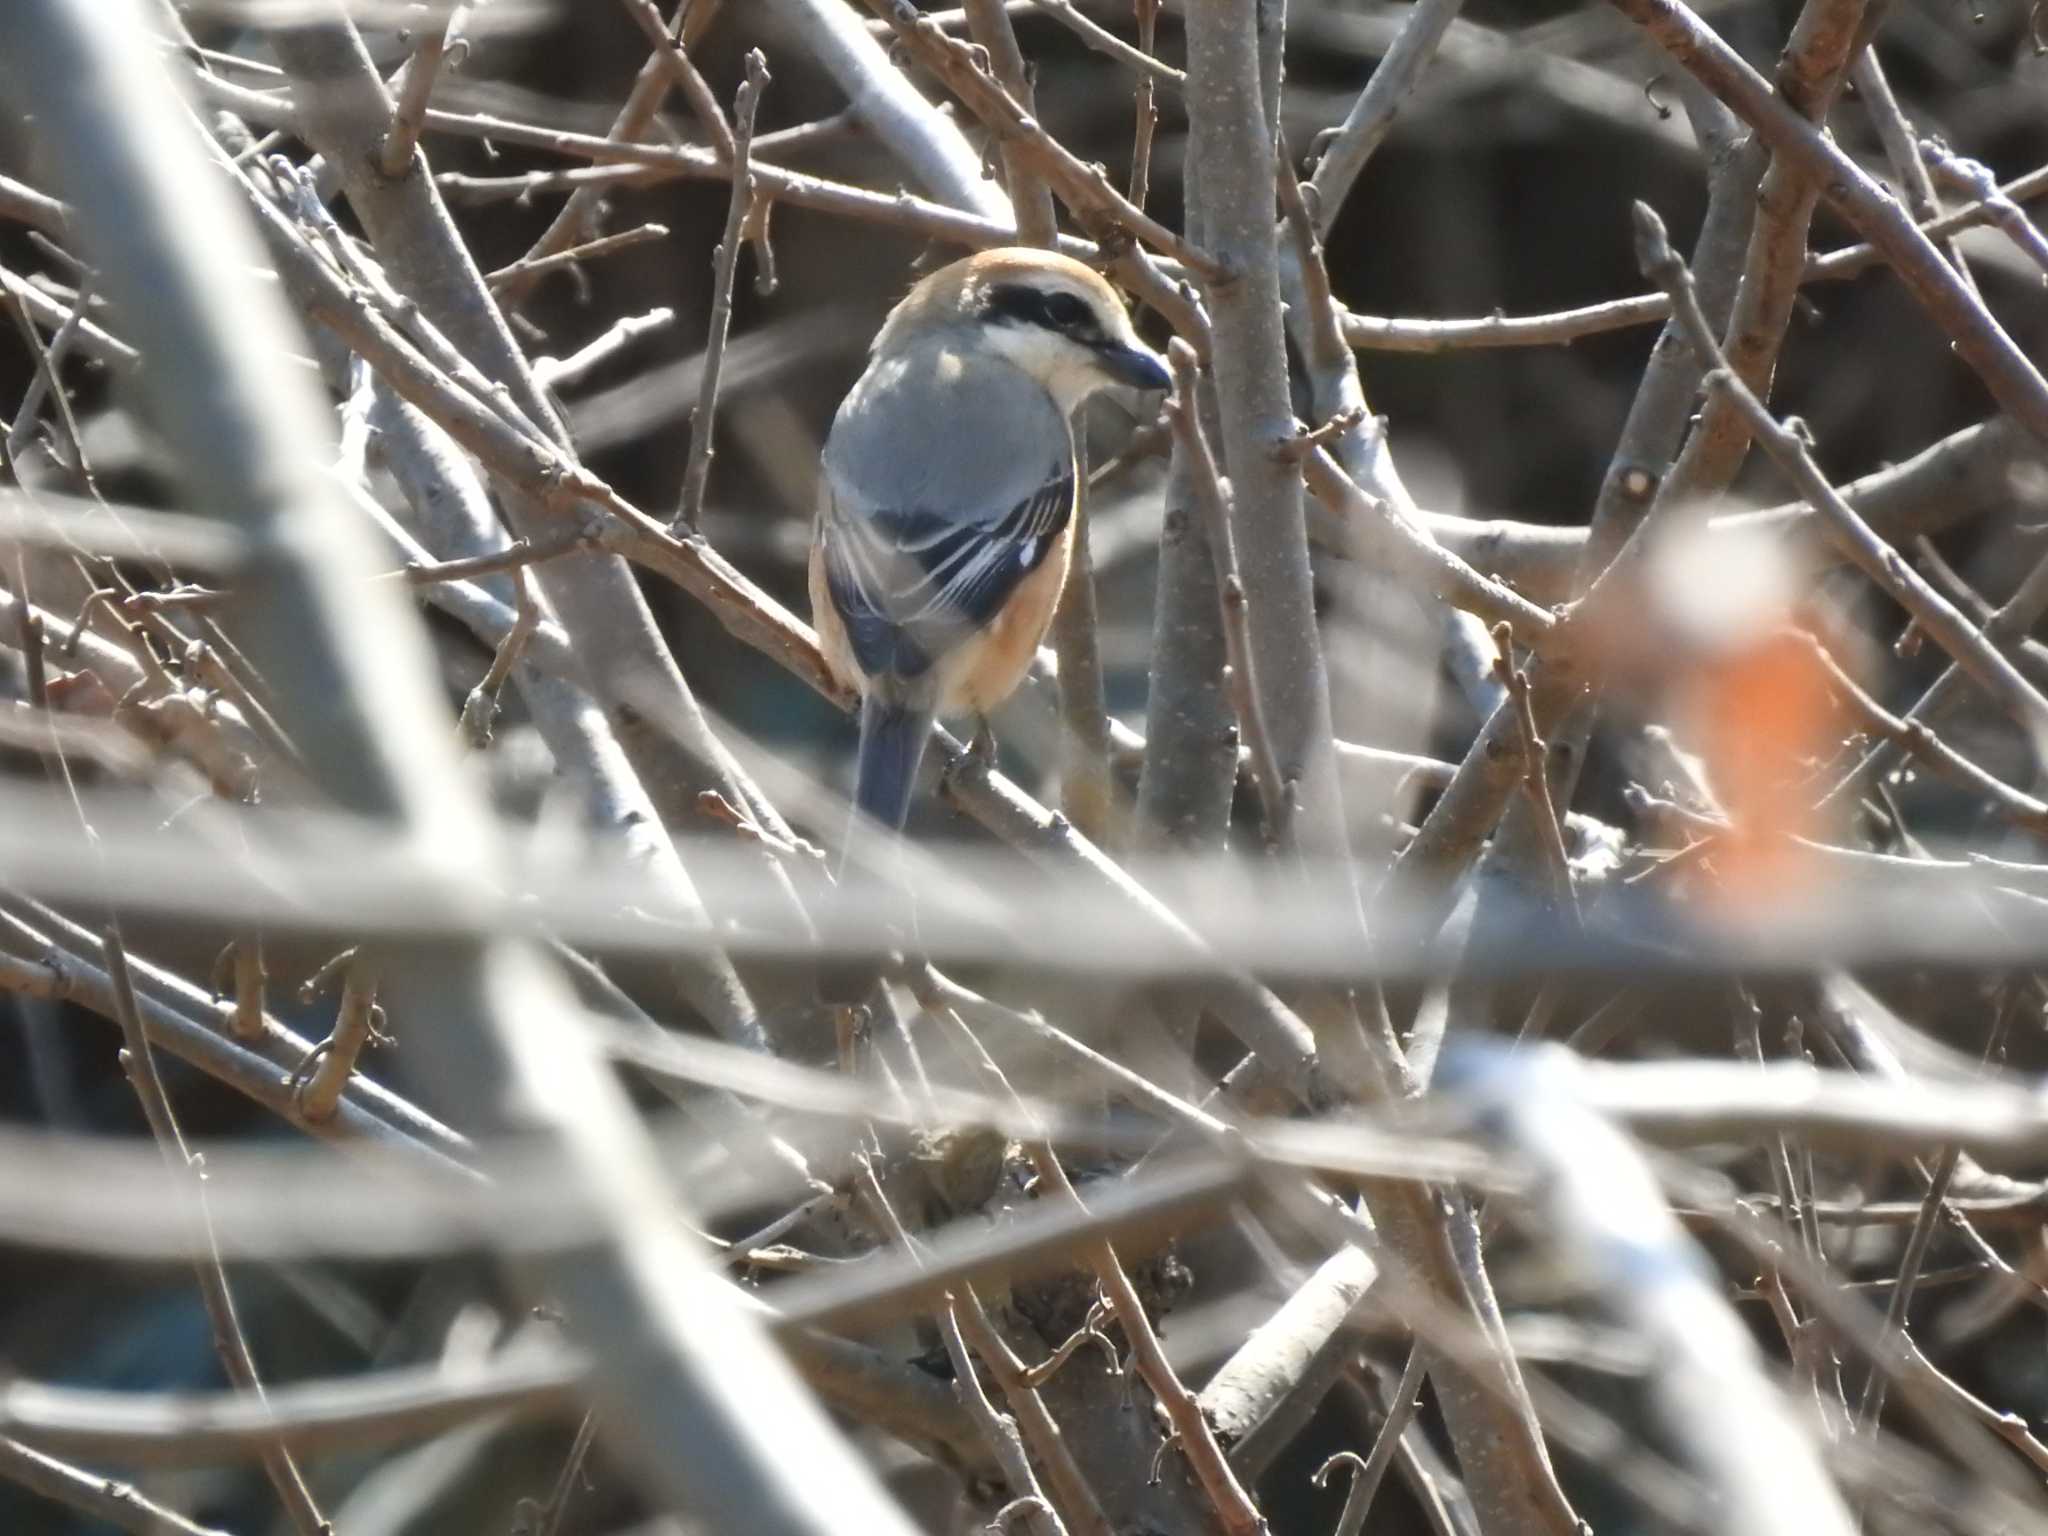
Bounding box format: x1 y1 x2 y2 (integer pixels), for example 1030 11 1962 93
821 470 1072 680
819 343 1075 685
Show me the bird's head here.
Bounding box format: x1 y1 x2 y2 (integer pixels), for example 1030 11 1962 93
876 248 1171 414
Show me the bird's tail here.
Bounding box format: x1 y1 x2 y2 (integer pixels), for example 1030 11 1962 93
823 694 932 1007
849 692 933 854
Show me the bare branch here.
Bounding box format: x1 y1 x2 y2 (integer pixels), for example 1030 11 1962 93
292 947 385 1121
532 305 675 391
1460 1048 1857 1536
494 0 695 304
482 220 670 289
1127 0 1160 208
106 926 331 1536
1331 148 2048 346
619 0 736 160
1606 0 2048 451
1314 1348 1426 1536
860 0 1219 274
1851 50 1978 297
678 49 768 531
1164 338 1288 839
1922 137 2048 279
0 7 926 1534
1635 199 2048 761
965 0 1059 245
0 169 72 238
1307 0 1464 236
1201 1245 1380 1480
377 2 455 177
1787 627 2048 831
857 1163 1069 1536
763 0 1012 223
0 1436 232 1536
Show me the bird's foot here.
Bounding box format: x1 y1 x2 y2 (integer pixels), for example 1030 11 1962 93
967 714 998 766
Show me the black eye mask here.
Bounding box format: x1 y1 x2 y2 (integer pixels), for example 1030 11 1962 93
983 282 1103 342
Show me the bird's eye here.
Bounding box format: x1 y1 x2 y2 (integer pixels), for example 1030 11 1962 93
1038 291 1091 329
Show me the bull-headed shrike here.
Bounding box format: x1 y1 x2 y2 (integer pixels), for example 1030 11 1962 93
811 249 1170 863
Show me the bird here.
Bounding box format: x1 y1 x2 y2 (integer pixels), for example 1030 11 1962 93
810 248 1171 865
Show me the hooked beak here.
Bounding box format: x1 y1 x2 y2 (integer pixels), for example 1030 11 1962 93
1099 340 1171 392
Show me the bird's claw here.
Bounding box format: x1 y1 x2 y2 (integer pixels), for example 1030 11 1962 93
967 716 998 766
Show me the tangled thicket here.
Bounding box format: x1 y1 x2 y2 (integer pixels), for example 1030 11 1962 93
5 2 2048 1535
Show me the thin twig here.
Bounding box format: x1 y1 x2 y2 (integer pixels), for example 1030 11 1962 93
1855 1145 1959 1432
377 6 455 177
397 528 599 588
527 1410 600 1536
5 277 95 464
1026 0 1180 83
856 1161 1069 1536
678 50 767 531
0 1436 232 1536
1635 199 2048 760
105 928 331 1536
262 155 547 446
431 149 1036 250
1825 541 2048 810
1275 406 1369 464
1335 161 2048 353
1488 623 1577 916
1127 0 1160 209
0 168 71 237
951 1286 1116 1536
294 947 384 1122
966 0 1059 245
1787 627 2048 830
1607 0 2048 449
123 528 599 613
1921 137 2048 279
1315 1345 1427 1536
1298 442 1558 642
927 1006 1266 1536
1851 51 1977 298
483 221 669 289
532 306 675 391
0 262 135 367
1307 0 1465 236
495 1 693 304
7 289 95 489
859 0 1219 276
1164 339 1289 841
619 0 736 159
460 563 541 746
